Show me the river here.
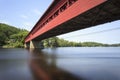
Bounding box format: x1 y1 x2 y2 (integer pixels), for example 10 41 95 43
0 47 120 80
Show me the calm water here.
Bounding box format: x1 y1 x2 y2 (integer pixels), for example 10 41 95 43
0 47 120 80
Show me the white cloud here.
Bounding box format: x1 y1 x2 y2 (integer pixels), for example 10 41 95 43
19 9 42 31
33 9 41 15
20 15 28 19
0 20 10 24
22 22 34 31
24 22 32 26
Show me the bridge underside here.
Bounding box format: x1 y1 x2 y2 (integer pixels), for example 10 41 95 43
33 0 120 41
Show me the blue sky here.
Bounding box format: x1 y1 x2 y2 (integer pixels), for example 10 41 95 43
0 0 120 44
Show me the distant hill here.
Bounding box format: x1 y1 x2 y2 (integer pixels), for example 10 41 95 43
42 37 120 48
0 23 29 48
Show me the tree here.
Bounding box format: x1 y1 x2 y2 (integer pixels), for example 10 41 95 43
0 23 28 48
43 37 59 48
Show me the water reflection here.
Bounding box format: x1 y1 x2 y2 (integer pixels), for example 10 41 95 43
29 47 120 80
29 49 83 80
1 47 120 80
0 48 33 80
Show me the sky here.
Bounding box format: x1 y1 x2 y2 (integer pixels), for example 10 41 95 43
0 0 120 44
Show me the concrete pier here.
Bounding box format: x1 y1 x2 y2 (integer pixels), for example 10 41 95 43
24 42 29 48
24 40 44 49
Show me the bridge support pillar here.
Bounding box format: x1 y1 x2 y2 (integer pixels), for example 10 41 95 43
24 43 29 48
30 40 44 49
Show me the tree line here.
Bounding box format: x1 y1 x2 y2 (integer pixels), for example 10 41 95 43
0 23 28 48
0 23 120 48
42 37 120 48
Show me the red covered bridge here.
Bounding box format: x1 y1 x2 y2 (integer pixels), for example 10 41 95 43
24 0 120 48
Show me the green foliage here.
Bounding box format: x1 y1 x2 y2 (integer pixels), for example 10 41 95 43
42 37 120 47
43 37 59 48
1 23 119 48
0 23 29 48
0 23 19 45
81 42 104 47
